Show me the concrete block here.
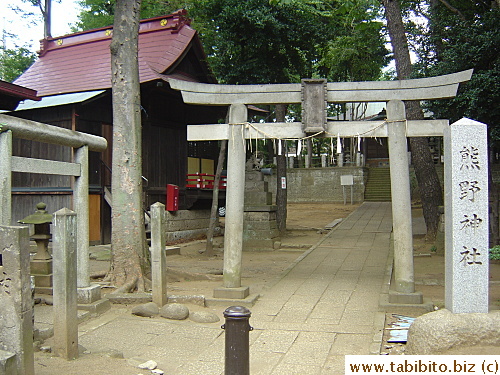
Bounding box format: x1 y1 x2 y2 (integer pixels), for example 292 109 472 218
165 228 216 242
243 239 280 250
205 293 259 308
0 350 16 375
34 286 52 295
244 205 277 213
244 211 277 221
165 218 210 232
244 221 278 231
106 292 152 304
165 209 211 221
77 298 111 315
33 274 52 288
165 246 180 256
77 284 101 304
30 259 52 275
213 286 250 299
244 192 272 205
245 181 268 191
245 171 263 181
388 290 423 304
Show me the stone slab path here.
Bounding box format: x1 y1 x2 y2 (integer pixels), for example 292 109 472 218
35 202 394 374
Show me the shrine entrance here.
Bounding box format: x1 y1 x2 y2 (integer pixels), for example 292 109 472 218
167 70 473 304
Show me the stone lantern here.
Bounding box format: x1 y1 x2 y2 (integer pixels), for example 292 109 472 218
19 202 53 294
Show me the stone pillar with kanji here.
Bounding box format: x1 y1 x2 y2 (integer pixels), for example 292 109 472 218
444 118 489 313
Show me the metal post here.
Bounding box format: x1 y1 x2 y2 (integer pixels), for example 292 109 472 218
222 306 252 375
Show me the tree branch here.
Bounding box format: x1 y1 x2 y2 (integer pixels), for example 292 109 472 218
437 0 466 21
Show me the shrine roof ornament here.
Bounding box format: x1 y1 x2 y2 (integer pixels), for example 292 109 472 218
165 69 473 105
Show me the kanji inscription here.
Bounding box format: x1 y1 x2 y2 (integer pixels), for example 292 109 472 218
444 118 489 313
459 146 480 170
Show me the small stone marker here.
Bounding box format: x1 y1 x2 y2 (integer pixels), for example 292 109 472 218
444 118 489 313
0 225 35 375
150 202 167 307
52 208 79 359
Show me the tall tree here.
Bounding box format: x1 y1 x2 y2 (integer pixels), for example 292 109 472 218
382 0 443 240
108 0 149 291
12 0 53 37
195 0 388 231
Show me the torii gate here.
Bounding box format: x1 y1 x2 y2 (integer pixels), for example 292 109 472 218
168 69 473 303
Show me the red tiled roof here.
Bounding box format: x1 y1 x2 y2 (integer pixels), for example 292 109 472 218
14 10 205 97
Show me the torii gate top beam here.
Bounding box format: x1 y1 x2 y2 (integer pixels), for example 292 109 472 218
166 69 473 106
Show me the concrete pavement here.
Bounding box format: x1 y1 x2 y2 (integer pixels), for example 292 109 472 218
35 202 394 374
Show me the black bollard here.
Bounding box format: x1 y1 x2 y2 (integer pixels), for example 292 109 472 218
222 306 253 375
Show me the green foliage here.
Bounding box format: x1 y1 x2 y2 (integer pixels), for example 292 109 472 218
0 47 37 82
72 0 189 31
320 20 389 81
191 0 388 84
190 0 332 84
413 4 499 129
489 246 500 261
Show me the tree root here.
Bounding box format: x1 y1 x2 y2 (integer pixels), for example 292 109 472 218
90 271 108 279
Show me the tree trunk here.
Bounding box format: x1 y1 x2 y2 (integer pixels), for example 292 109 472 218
108 0 148 291
383 0 443 240
275 104 287 234
206 140 227 256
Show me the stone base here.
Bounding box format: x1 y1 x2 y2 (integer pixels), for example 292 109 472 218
33 273 52 288
388 290 424 304
205 293 259 308
165 246 181 256
77 284 101 304
213 286 250 299
34 286 53 295
0 349 16 375
106 292 152 305
379 294 434 312
31 259 52 274
78 298 111 315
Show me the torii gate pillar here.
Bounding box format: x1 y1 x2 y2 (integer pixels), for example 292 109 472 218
387 100 422 304
214 104 250 299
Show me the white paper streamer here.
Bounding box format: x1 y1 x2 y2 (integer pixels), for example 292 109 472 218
277 140 282 155
336 134 342 154
330 137 334 163
297 140 302 156
357 135 361 152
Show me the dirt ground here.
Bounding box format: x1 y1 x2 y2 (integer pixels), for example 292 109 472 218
34 202 500 372
137 202 360 298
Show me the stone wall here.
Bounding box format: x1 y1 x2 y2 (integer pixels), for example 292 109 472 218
264 167 367 203
164 209 220 242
